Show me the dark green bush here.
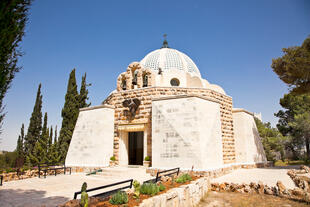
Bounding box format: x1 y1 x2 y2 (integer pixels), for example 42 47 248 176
158 183 166 191
144 156 150 161
176 173 192 183
109 191 128 205
140 183 159 196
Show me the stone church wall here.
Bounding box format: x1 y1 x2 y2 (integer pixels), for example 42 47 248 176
233 109 267 163
65 105 115 167
103 86 235 165
152 96 223 169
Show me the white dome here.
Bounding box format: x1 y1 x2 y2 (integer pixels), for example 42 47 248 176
140 48 201 77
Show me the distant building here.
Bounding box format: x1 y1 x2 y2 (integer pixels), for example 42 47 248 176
66 39 267 169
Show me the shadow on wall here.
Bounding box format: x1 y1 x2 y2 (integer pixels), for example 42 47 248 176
252 124 267 163
0 188 69 207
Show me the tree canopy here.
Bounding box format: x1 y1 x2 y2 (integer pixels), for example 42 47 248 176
275 93 310 159
0 0 32 134
255 118 286 161
271 36 310 94
58 69 80 161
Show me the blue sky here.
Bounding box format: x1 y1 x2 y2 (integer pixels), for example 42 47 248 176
1 0 310 151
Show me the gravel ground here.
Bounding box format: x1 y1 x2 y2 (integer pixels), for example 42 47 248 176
211 168 296 189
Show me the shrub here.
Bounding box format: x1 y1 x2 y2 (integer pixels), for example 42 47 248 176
5 168 14 173
110 156 116 161
144 156 150 161
140 183 159 196
109 191 128 205
176 173 192 183
158 183 166 191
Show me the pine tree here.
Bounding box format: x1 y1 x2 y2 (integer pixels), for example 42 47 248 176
24 84 43 158
58 69 79 161
79 73 91 108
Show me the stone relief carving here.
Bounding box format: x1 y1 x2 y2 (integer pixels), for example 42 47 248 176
122 98 141 117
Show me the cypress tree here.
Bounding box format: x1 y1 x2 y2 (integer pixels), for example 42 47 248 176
24 84 42 158
29 112 49 165
16 123 25 167
16 123 24 157
48 125 61 164
28 140 44 166
58 69 79 161
79 73 91 108
40 112 49 163
47 125 53 164
48 126 53 149
54 125 58 145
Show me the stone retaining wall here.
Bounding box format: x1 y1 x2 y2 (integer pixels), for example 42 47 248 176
211 181 310 203
138 177 209 207
0 168 72 182
146 162 273 179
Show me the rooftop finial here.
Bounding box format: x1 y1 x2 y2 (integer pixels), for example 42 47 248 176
161 34 169 48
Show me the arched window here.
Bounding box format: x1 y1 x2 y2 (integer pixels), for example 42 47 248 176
143 74 148 87
170 78 180 86
121 79 127 90
132 70 138 85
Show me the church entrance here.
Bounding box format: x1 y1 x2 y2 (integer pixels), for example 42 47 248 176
128 132 144 165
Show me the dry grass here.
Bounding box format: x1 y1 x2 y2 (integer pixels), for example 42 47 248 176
198 191 309 207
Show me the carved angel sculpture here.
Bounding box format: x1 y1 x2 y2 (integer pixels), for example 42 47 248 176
122 98 141 117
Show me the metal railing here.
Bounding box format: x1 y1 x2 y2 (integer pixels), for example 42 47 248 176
38 163 72 178
73 179 133 199
144 167 180 183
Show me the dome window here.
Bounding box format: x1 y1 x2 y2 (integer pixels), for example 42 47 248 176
170 78 180 86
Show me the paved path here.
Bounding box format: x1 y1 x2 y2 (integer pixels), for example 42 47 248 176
0 167 154 207
211 167 296 189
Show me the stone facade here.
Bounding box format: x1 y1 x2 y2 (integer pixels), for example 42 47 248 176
102 63 235 166
103 85 235 165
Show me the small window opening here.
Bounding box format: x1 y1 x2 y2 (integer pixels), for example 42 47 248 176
170 78 180 86
132 70 138 85
121 79 127 90
143 74 148 87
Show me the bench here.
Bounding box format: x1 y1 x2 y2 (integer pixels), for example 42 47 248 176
38 164 72 178
73 179 133 199
0 175 3 186
144 167 180 183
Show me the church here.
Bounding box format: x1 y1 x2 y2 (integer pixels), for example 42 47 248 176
65 39 267 170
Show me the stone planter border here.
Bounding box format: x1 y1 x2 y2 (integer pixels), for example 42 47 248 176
138 177 209 207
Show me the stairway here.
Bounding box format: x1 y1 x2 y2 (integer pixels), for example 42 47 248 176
91 166 154 183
